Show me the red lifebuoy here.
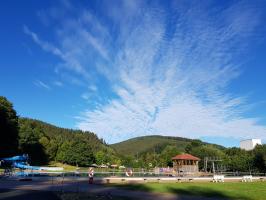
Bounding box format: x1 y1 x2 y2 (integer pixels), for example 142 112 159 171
125 169 133 177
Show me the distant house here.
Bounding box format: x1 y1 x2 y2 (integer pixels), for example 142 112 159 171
172 153 200 175
240 139 262 151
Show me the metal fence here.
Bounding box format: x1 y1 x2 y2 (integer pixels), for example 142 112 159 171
2 171 265 179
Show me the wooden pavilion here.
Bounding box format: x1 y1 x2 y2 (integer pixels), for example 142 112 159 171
172 153 200 175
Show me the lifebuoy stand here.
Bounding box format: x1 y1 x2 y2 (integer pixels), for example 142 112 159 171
88 168 94 184
125 169 133 177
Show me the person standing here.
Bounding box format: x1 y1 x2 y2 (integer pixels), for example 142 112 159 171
88 168 94 184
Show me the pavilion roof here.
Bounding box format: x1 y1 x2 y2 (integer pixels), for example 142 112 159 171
172 153 200 161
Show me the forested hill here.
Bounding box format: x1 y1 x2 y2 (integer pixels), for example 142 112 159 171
111 135 225 156
18 117 117 165
2 96 265 172
19 117 104 146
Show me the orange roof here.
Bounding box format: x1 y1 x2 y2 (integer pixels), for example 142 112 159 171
172 154 200 161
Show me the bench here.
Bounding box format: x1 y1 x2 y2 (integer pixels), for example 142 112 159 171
176 178 182 183
259 177 265 182
242 175 252 182
213 175 224 183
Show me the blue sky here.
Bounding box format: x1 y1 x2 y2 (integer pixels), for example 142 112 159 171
1 0 266 147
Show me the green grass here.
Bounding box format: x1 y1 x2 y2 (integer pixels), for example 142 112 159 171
110 182 266 200
48 162 78 172
111 135 192 156
111 135 225 156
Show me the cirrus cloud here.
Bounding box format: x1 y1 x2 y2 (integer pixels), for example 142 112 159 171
26 0 266 143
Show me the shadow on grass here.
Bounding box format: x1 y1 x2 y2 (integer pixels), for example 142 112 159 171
167 186 252 200
111 183 253 200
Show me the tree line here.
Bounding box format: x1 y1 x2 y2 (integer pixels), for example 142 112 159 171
1 96 265 172
0 96 119 166
186 139 266 173
115 140 266 173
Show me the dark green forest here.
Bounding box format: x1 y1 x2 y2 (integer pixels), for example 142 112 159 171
1 96 265 172
0 96 118 166
18 117 119 166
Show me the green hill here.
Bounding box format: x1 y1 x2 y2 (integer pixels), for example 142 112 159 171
17 118 225 167
111 135 225 156
19 117 105 147
111 135 191 156
17 117 116 166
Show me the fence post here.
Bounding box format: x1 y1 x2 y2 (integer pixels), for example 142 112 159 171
61 172 65 193
51 175 53 191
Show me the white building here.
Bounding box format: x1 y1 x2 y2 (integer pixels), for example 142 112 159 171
240 139 262 151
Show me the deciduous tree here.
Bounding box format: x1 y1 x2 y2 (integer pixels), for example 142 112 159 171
0 96 18 157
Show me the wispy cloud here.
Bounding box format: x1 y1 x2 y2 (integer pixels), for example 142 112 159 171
34 80 51 90
81 93 91 100
26 1 266 143
88 85 97 92
53 81 63 87
23 25 90 79
23 25 64 58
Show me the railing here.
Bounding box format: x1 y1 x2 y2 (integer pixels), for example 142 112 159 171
1 168 266 178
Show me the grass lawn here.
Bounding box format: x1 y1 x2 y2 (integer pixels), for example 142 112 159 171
111 182 266 200
47 162 80 172
47 162 93 172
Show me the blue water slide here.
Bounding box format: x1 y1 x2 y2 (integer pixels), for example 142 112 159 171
1 154 28 162
12 162 41 170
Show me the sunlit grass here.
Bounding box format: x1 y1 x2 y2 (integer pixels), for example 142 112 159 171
48 162 78 171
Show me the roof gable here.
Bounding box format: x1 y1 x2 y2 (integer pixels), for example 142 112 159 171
172 153 200 161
